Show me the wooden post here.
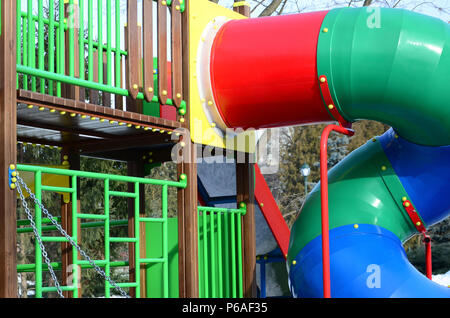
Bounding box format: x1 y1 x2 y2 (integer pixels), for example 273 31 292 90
177 0 199 298
233 0 251 17
0 0 18 298
61 151 81 298
64 2 80 100
177 139 199 298
236 152 257 298
127 161 146 298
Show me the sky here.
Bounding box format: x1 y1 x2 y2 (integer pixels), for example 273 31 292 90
217 0 450 21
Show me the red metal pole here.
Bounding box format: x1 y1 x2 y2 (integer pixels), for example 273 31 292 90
423 235 432 280
320 124 354 298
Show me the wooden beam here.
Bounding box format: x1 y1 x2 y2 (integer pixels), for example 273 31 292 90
178 0 199 298
127 161 147 298
0 0 17 298
233 1 251 17
236 152 257 298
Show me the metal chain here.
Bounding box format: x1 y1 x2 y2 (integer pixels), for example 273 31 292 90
16 182 65 298
16 176 130 298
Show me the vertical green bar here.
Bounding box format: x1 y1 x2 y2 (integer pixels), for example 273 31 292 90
71 175 79 298
38 0 45 93
23 17 28 90
97 0 103 85
79 0 85 81
57 0 65 97
106 0 112 86
34 171 42 298
217 212 223 298
68 0 75 77
134 182 140 298
16 0 21 89
88 0 93 82
162 185 169 298
236 211 243 298
223 212 230 297
210 211 216 297
230 212 236 298
27 0 36 91
114 0 120 88
48 0 55 95
197 209 203 298
104 179 111 298
203 210 208 297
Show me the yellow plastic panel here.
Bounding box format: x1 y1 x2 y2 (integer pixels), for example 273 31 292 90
189 0 255 153
19 164 71 203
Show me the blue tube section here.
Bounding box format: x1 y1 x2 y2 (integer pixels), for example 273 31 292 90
379 128 450 226
288 224 450 298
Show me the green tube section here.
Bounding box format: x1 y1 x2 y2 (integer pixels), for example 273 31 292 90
288 7 450 264
318 7 450 146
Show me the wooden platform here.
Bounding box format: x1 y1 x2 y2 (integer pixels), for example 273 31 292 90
17 90 185 162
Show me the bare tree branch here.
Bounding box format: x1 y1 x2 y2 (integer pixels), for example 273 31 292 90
363 0 373 6
259 0 284 16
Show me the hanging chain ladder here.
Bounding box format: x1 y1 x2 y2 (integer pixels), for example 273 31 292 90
15 175 130 298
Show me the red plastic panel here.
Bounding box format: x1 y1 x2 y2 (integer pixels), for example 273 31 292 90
210 11 333 130
254 164 290 259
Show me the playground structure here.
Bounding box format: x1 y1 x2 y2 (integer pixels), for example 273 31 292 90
0 0 449 298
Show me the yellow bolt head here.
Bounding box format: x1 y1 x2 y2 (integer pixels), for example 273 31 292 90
211 123 216 128
50 109 56 113
381 166 387 171
319 76 326 83
292 260 297 265
416 221 421 226
9 164 15 170
180 141 186 148
405 202 410 207
11 171 17 177
91 117 97 120
127 123 132 127
354 224 359 229
162 0 167 5
10 183 16 190
133 84 138 90
180 174 186 180
60 111 67 115
39 107 45 111
11 177 17 183
328 104 334 110
208 101 214 106
148 87 153 93
63 155 69 160
176 93 182 99
162 90 168 96
70 113 77 117
175 5 180 10
180 117 185 123
402 196 408 202
323 27 329 33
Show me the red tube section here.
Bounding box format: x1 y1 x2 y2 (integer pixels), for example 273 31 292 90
210 11 332 130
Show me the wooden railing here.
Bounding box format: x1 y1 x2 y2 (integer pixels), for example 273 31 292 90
15 0 187 117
